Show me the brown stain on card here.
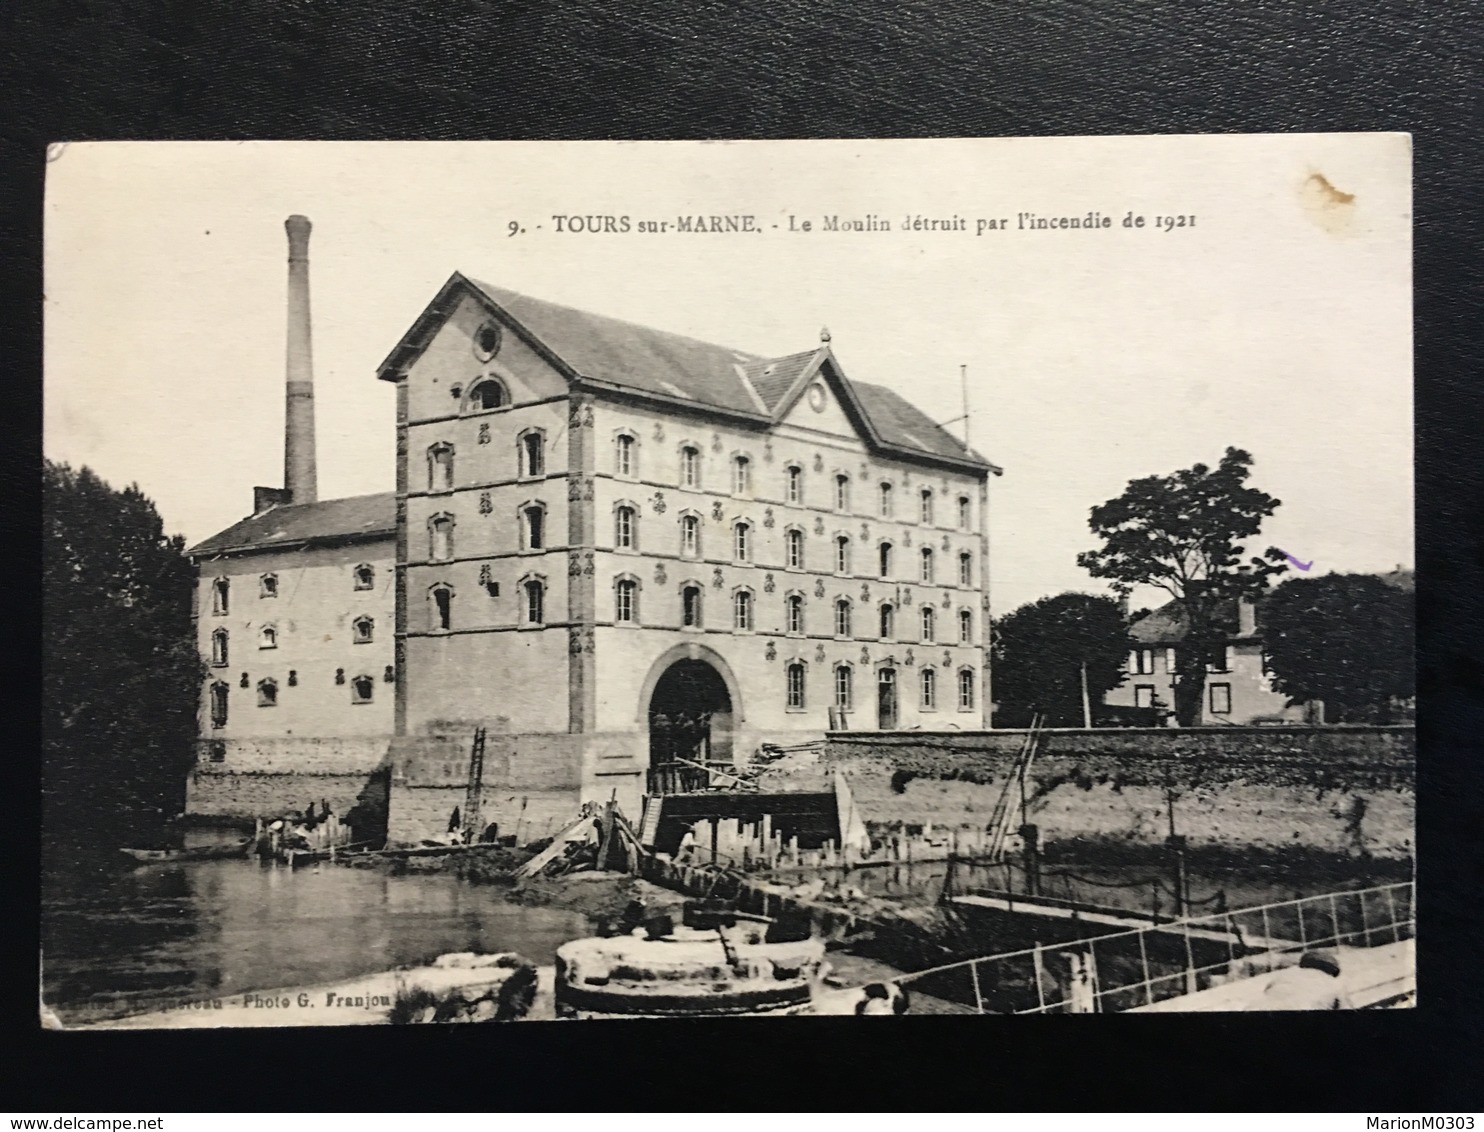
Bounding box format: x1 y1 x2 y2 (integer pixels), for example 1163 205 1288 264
1300 172 1356 235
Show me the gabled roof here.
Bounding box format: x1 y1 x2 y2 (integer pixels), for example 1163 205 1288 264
377 274 999 475
187 492 395 558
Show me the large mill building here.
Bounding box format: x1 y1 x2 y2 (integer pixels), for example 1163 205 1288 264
186 218 1000 843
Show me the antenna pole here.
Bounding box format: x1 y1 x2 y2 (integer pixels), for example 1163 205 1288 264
960 364 971 450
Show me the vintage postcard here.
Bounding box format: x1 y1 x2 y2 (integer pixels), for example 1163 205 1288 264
42 135 1413 1028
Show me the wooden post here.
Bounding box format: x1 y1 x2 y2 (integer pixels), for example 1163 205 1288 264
1020 823 1040 897
597 794 617 873
1167 834 1189 919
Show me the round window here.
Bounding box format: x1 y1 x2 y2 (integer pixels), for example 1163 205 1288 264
473 322 502 362
807 383 827 412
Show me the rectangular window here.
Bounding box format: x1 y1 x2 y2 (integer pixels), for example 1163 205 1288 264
210 630 228 666
835 601 852 637
682 587 702 628
1206 645 1233 673
522 433 545 477
525 507 545 550
1209 683 1232 715
834 667 853 711
958 610 972 644
879 482 893 518
920 490 934 525
616 435 635 477
835 538 850 574
786 664 805 710
958 669 975 711
615 581 636 623
733 591 754 631
525 582 544 625
615 506 636 549
734 523 750 561
1130 648 1155 675
834 475 850 512
431 518 453 562
209 684 229 729
787 595 805 634
959 553 973 587
957 496 971 529
733 456 751 495
787 466 802 504
787 529 804 569
921 668 937 709
681 515 700 557
429 445 454 492
212 578 229 615
1134 684 1156 708
681 447 700 488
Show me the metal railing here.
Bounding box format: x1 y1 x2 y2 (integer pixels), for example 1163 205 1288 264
891 882 1415 1014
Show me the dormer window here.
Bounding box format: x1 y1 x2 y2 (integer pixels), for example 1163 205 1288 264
259 573 278 599
354 564 375 591
469 378 508 411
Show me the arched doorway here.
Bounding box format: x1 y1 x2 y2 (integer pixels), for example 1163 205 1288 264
647 658 735 793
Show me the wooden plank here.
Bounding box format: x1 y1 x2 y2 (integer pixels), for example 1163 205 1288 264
515 814 596 878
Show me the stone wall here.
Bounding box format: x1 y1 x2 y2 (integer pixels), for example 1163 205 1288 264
763 727 1415 860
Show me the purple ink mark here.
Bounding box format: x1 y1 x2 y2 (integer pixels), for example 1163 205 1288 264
1282 552 1314 572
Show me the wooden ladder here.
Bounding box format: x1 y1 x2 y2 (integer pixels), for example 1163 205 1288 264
638 795 665 847
985 713 1043 863
462 726 486 840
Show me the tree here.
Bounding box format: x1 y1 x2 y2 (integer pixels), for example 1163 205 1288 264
1077 447 1286 725
43 462 202 856
1260 573 1414 723
991 593 1130 728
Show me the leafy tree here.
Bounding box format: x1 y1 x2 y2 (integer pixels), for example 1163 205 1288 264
1077 447 1286 725
43 462 201 856
1261 573 1414 723
991 593 1130 728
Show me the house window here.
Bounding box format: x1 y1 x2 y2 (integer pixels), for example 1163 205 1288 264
682 585 703 628
615 505 637 550
680 513 700 558
209 682 229 728
353 616 374 644
211 577 229 615
958 609 973 645
958 668 976 710
210 628 229 667
351 674 374 703
733 589 754 631
519 431 545 477
786 662 806 710
1165 647 1178 672
834 665 853 711
878 542 893 579
786 594 805 634
879 482 893 518
733 521 752 562
428 443 454 492
786 528 804 569
430 586 453 631
959 552 973 587
524 579 545 625
353 564 375 590
1209 683 1232 715
681 446 701 488
921 668 937 709
921 606 935 643
786 465 803 504
430 515 454 562
957 496 971 529
259 573 278 599
834 598 853 638
1130 648 1155 675
834 535 851 574
469 379 508 411
522 504 545 550
1134 684 1156 708
615 433 636 477
1206 645 1233 673
920 548 935 584
879 603 895 639
615 578 638 624
259 625 277 650
732 455 752 496
834 474 850 512
257 678 278 708
920 489 934 525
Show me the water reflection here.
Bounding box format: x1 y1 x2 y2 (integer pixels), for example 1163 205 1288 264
42 859 592 1025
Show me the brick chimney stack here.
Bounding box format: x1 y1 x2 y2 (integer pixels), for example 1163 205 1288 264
283 214 317 505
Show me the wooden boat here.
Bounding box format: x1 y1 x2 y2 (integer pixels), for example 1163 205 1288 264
119 838 254 864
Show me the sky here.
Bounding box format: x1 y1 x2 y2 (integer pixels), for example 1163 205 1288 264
44 136 1413 615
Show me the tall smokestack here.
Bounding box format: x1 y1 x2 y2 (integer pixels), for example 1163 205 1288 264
284 214 317 505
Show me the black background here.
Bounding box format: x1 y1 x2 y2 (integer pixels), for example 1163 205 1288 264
4 0 1482 1113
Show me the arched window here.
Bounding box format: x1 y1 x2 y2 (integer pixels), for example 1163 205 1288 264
680 445 701 488
957 495 972 530
682 585 703 628
834 535 851 575
879 482 894 518
523 579 545 625
733 589 754 631
429 514 454 562
878 541 893 579
834 665 853 711
920 489 934 525
615 504 637 550
732 454 752 496
680 513 700 558
256 678 278 707
354 563 375 590
958 608 973 644
469 378 508 411
958 668 976 710
733 520 752 562
879 603 895 639
427 443 454 492
259 573 278 599
921 605 936 643
209 682 229 728
921 668 937 709
259 624 277 650
786 528 804 569
430 585 453 631
959 552 973 587
614 578 639 624
211 577 229 615
210 628 229 666
786 465 803 504
519 430 546 478
786 593 805 634
786 662 807 710
522 504 545 550
834 474 850 512
353 616 374 644
834 598 852 638
920 547 935 584
351 674 375 703
615 433 637 478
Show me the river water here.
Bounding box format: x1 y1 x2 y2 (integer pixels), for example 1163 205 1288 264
41 856 593 1027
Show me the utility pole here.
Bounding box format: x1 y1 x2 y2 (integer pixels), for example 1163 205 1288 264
960 364 972 451
1080 661 1093 729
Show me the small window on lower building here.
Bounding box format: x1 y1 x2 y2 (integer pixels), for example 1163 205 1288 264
1209 683 1232 715
1134 684 1156 709
257 678 278 707
351 674 375 703
786 662 806 709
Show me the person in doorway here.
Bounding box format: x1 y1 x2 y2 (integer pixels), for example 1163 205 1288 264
1258 949 1351 1010
677 824 698 863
